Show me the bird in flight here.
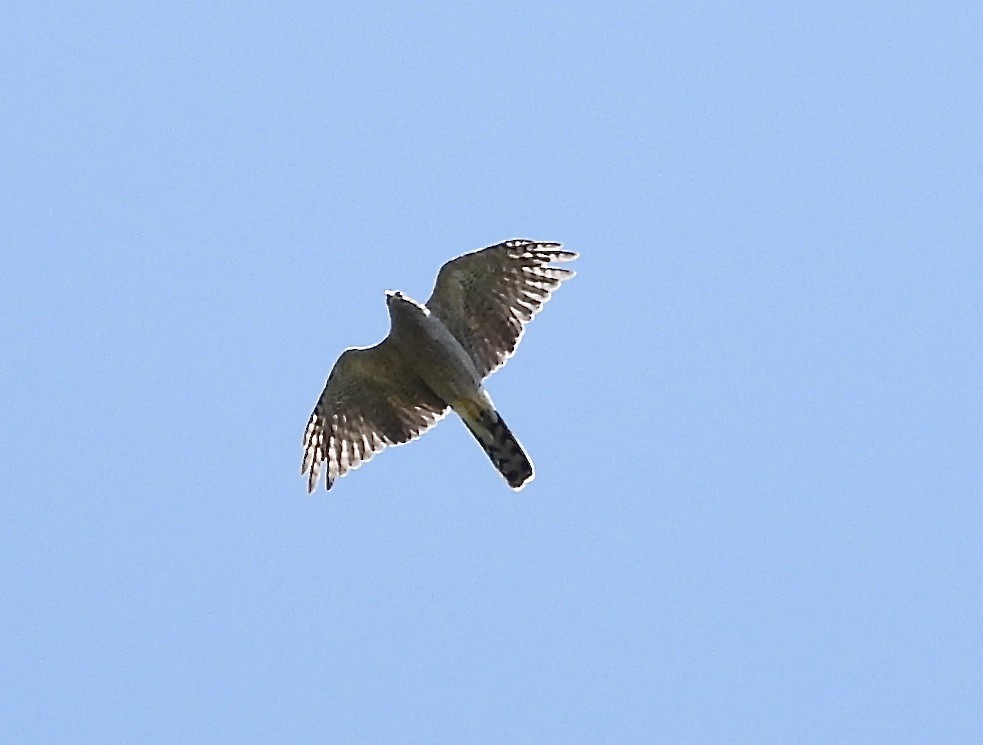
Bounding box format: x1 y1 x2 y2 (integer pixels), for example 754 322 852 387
301 239 577 492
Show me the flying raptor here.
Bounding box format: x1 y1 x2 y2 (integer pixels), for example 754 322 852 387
301 239 577 491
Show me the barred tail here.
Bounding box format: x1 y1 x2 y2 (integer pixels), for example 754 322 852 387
462 407 534 490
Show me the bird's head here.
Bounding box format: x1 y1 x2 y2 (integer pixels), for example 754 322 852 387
385 290 429 319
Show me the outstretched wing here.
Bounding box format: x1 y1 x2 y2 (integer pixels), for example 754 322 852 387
301 340 448 492
425 239 577 379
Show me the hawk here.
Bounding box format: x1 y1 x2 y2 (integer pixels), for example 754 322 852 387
301 239 577 492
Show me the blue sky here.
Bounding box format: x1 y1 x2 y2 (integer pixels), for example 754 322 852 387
3 2 981 742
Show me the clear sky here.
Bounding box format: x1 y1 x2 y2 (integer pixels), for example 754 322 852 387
3 2 981 742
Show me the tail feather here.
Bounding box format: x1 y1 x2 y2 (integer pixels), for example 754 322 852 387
462 408 534 490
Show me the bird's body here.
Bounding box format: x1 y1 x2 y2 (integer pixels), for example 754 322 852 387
385 292 482 406
302 239 576 492
385 291 534 488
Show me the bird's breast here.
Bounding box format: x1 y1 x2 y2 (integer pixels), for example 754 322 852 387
395 313 481 402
